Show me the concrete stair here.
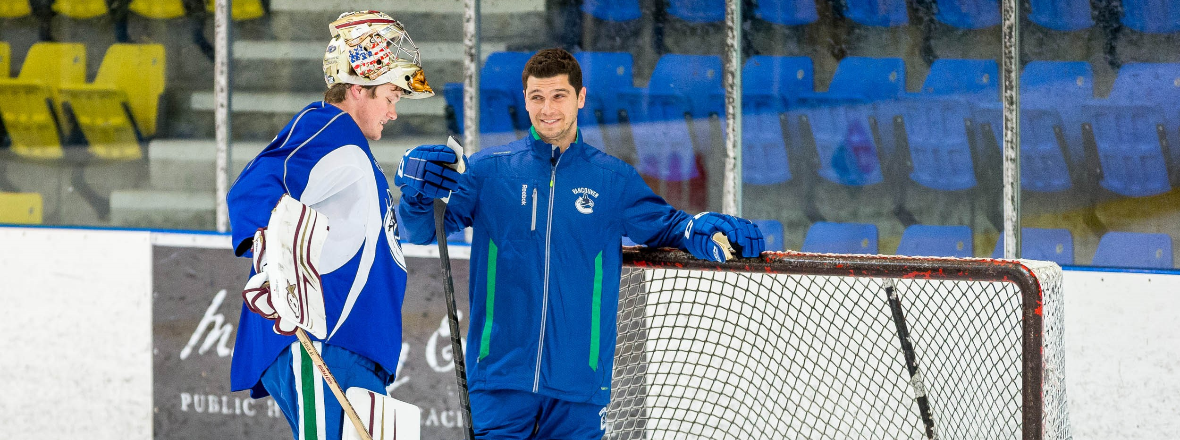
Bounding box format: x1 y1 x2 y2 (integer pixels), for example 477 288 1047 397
109 137 428 229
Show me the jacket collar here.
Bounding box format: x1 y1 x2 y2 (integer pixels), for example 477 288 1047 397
527 126 584 163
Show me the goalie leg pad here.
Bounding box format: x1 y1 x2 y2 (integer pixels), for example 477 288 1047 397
342 388 421 440
260 342 394 440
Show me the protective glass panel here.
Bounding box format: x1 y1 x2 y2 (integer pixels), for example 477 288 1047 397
738 0 1010 261
0 2 216 229
1018 0 1179 269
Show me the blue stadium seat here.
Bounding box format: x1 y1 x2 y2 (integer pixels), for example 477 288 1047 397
744 55 815 103
485 52 533 143
796 57 906 187
843 0 909 26
1121 0 1180 33
893 59 998 192
991 228 1074 265
935 0 1000 29
801 221 879 254
618 55 720 211
575 52 635 152
824 57 908 101
896 224 973 257
574 51 635 126
920 58 999 95
622 54 723 179
441 52 535 148
1028 0 1092 31
648 54 725 119
753 219 786 251
754 0 819 25
1021 60 1093 146
1091 231 1173 269
618 89 699 180
1082 63 1180 198
741 56 814 185
974 61 1093 193
582 0 642 21
667 0 725 22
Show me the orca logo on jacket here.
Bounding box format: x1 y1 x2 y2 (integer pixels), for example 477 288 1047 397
572 187 598 214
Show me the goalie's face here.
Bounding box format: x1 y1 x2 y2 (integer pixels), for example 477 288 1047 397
351 83 403 141
525 74 585 149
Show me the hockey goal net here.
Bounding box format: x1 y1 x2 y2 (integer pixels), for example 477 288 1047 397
607 248 1070 440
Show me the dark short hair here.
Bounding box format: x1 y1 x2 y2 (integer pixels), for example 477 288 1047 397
323 83 378 103
521 48 583 92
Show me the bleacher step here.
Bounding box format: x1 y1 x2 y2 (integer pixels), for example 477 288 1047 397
146 138 425 191
110 190 216 230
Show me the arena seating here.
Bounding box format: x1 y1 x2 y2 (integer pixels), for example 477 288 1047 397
59 43 165 160
753 0 819 26
895 224 973 257
842 0 909 26
1092 231 1173 268
1081 63 1180 198
741 55 813 185
1121 0 1180 33
0 42 87 159
991 227 1075 265
1027 0 1092 31
0 192 42 224
801 221 879 254
0 0 30 18
581 0 641 22
935 0 1000 29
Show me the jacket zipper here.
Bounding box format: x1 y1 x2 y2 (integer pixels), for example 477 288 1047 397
530 188 537 231
534 155 560 392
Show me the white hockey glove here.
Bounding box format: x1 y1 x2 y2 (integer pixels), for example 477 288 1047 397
240 195 331 338
242 228 299 335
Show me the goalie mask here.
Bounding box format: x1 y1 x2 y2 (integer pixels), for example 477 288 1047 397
323 10 434 99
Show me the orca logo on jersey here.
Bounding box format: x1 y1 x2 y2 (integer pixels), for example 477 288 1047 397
572 187 598 214
576 194 594 214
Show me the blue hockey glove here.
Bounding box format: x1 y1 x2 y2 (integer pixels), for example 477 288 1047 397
725 216 766 258
395 144 463 200
683 212 766 262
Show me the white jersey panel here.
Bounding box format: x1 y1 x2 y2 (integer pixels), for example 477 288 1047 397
302 145 371 273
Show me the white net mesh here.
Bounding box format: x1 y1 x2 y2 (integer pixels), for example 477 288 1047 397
607 251 1070 440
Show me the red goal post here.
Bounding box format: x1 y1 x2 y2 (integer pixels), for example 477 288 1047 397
607 248 1070 440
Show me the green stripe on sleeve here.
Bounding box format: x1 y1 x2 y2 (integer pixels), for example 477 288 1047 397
479 240 498 361
590 251 603 371
299 345 317 439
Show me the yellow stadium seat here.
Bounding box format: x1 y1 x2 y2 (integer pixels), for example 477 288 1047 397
1 42 10 78
206 0 265 21
0 0 32 18
129 0 184 19
0 192 43 224
53 0 108 19
59 44 165 160
0 43 87 159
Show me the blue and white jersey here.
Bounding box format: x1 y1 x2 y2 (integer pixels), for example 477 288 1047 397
227 102 407 398
399 128 692 405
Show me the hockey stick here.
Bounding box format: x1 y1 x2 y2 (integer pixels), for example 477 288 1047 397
293 328 374 440
433 198 476 440
883 278 939 440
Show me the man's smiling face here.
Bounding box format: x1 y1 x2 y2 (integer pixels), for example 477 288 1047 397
524 74 586 148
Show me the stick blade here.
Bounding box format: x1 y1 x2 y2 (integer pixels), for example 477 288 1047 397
342 388 422 440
